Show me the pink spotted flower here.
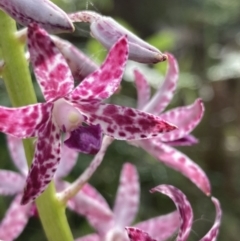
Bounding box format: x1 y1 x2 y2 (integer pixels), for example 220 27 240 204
69 163 180 241
126 185 222 241
0 135 78 241
130 55 211 195
0 24 176 204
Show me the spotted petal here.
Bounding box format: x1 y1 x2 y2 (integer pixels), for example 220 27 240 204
134 69 151 110
135 211 180 241
0 0 73 32
0 195 31 241
150 185 193 241
139 140 211 195
79 103 177 140
0 102 53 138
28 24 74 102
0 171 25 195
200 197 222 241
165 134 198 147
126 227 155 241
55 144 78 179
113 163 139 227
7 135 28 176
70 36 128 101
52 36 98 81
21 118 61 204
143 53 179 114
158 99 204 142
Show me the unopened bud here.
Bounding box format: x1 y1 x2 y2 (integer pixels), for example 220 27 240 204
0 0 74 33
69 11 167 64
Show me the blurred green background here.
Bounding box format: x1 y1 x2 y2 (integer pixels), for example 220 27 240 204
0 0 240 240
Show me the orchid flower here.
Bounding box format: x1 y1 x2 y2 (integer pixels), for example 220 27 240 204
68 11 167 64
0 24 176 204
69 163 180 241
0 0 74 32
0 135 78 241
130 55 211 195
126 185 222 241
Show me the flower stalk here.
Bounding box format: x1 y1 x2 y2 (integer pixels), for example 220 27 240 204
0 10 73 241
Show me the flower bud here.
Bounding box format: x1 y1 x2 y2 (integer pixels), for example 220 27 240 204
0 0 74 33
69 11 167 64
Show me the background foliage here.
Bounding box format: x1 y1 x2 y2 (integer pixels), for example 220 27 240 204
0 0 240 240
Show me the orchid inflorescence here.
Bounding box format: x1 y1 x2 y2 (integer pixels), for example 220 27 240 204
0 0 222 241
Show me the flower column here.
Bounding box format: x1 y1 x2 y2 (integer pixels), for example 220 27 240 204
0 10 74 241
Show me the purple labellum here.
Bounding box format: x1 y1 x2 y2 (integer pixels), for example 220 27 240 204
69 11 167 64
164 135 199 146
64 124 102 154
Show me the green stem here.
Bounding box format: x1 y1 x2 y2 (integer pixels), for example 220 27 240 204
0 10 73 241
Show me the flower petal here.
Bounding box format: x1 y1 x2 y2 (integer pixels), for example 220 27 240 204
113 163 139 227
135 211 180 241
52 36 98 81
70 36 128 101
21 118 61 204
0 102 53 138
0 195 31 241
165 134 198 147
126 227 155 241
54 144 78 179
28 23 74 102
64 124 102 155
159 98 204 142
80 103 177 140
69 11 167 64
139 140 211 195
200 197 222 241
150 185 193 241
0 0 74 32
0 171 25 195
143 53 179 115
134 69 151 110
75 234 101 241
6 135 28 176
68 185 113 235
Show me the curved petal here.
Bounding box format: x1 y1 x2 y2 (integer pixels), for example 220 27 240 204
28 24 74 102
113 163 139 227
0 102 53 138
159 98 204 142
75 234 101 241
134 70 151 110
0 0 74 33
139 140 211 195
68 188 113 235
0 195 32 241
52 36 98 81
200 197 222 241
64 125 102 154
143 54 179 114
21 118 61 204
135 211 179 241
55 144 78 179
6 135 28 176
126 227 155 241
79 103 177 140
70 36 128 101
150 185 193 241
0 171 25 195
